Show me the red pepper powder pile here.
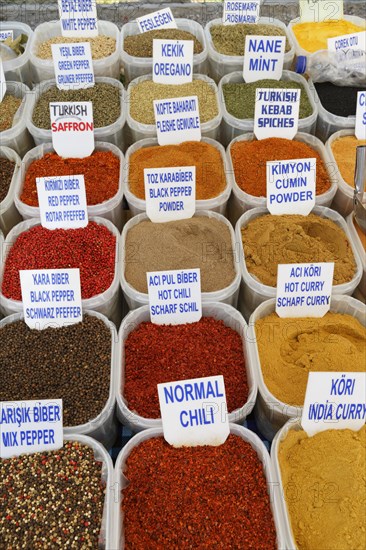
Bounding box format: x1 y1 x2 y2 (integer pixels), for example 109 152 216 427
2 222 116 300
122 435 277 549
124 317 248 418
20 151 120 207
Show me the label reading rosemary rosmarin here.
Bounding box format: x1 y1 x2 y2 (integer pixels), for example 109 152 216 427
223 0 261 25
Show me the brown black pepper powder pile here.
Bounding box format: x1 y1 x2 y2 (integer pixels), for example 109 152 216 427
0 442 105 548
0 157 16 202
0 315 111 426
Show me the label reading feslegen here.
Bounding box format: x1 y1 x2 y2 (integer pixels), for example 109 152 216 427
355 91 366 140
50 101 94 158
58 0 98 37
37 174 88 230
0 399 63 459
158 376 230 447
52 41 94 90
276 262 334 318
243 35 286 83
153 39 193 85
299 0 343 23
266 157 316 215
144 166 196 222
20 268 83 330
137 8 177 33
254 88 301 140
154 95 201 145
223 0 261 25
0 30 13 41
328 30 366 53
147 268 202 325
302 372 366 437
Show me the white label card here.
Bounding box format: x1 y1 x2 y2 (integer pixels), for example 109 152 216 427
0 30 14 41
52 42 94 90
154 95 201 145
276 262 334 318
20 268 83 330
0 59 5 102
58 0 98 37
144 166 196 222
243 35 286 83
355 91 366 140
299 0 344 23
266 157 316 215
0 399 63 459
223 0 261 25
37 174 88 230
147 268 202 325
302 372 366 437
328 31 366 53
254 87 301 140
50 101 94 158
158 376 230 447
153 39 194 85
137 8 177 33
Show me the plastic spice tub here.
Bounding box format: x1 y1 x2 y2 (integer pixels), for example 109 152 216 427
125 73 222 145
29 20 121 84
26 77 127 151
1 81 34 158
235 205 363 320
204 17 295 83
0 21 33 85
0 146 22 236
14 142 124 231
120 210 241 310
123 136 232 217
247 295 366 441
226 131 338 225
116 302 257 432
219 70 318 147
347 213 366 299
120 18 208 85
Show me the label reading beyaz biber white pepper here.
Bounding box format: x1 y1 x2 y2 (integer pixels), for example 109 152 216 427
137 8 177 33
223 1 261 25
50 101 94 158
299 0 343 23
0 399 63 459
52 41 95 90
243 35 286 83
254 88 301 140
158 376 230 447
58 0 98 37
154 95 201 145
355 91 366 140
153 39 194 85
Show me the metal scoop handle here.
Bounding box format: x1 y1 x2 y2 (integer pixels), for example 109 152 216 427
354 145 366 233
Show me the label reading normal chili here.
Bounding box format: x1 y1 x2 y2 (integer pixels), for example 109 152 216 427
158 375 230 447
136 8 177 33
50 101 95 158
254 88 301 140
223 0 260 25
153 39 194 85
154 95 201 145
52 42 95 90
58 0 98 37
243 36 286 83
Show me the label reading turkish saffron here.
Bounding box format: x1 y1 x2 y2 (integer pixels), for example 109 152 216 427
153 39 194 85
302 372 366 437
58 0 98 38
37 174 88 230
0 59 6 102
0 30 13 41
254 88 301 140
147 268 202 325
137 8 177 33
355 91 366 140
299 0 343 23
50 101 94 158
144 166 196 223
276 262 334 318
243 35 286 83
223 1 261 25
20 268 83 330
266 157 316 215
0 399 63 459
154 95 201 145
158 376 230 447
52 41 95 90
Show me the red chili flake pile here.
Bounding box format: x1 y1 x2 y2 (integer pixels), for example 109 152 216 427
20 151 120 207
124 317 248 418
122 435 277 549
1 222 116 300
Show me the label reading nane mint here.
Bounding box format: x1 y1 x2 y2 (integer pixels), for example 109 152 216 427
223 1 261 25
355 91 366 140
254 87 301 140
299 0 343 22
153 39 194 85
52 42 94 90
243 35 286 83
0 30 14 41
50 101 94 158
137 8 177 33
58 0 98 37
154 95 201 145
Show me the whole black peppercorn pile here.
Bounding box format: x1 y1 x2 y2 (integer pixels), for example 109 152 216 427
0 157 16 202
314 82 366 117
0 315 111 426
0 441 105 548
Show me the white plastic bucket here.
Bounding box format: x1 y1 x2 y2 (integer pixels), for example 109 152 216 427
0 21 33 85
347 213 366 299
0 146 22 236
1 81 34 157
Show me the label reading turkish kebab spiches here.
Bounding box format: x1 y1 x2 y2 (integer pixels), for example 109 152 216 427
254 87 301 140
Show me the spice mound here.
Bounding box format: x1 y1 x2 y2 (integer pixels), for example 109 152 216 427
292 20 366 53
210 23 290 55
231 138 331 197
0 34 28 60
255 312 366 406
241 213 356 287
124 29 203 57
223 79 313 119
122 435 277 549
0 441 105 549
125 217 236 293
0 158 16 202
2 222 116 300
37 35 116 59
314 82 365 117
129 141 226 200
21 151 120 207
32 83 121 129
124 317 248 418
0 94 22 132
278 426 366 550
331 136 366 187
0 315 111 426
130 79 218 124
